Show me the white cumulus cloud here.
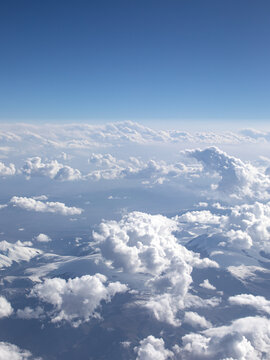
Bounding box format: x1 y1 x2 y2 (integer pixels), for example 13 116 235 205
34 234 51 243
199 279 216 291
0 161 16 176
21 157 81 181
30 274 128 326
0 296 13 318
183 311 212 329
17 306 44 320
186 146 270 200
93 211 218 325
134 335 173 360
10 196 83 216
180 316 270 360
0 342 41 360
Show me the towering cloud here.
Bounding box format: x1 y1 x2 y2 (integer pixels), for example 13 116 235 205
93 211 218 325
134 336 173 360
186 146 270 200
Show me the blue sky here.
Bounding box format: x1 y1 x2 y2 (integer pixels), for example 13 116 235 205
1 0 270 124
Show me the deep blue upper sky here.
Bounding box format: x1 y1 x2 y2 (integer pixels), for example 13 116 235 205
1 0 270 123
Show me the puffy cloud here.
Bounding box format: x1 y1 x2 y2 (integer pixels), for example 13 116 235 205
0 161 16 176
10 196 83 216
21 157 61 179
134 335 173 360
121 160 187 184
199 279 216 291
93 211 217 276
196 202 209 208
183 311 212 329
93 211 179 274
34 234 51 243
223 202 270 253
177 199 270 267
145 293 183 326
53 166 81 181
180 316 270 360
93 211 218 325
186 146 270 200
0 342 41 360
30 274 128 326
0 240 42 268
89 153 118 167
178 210 223 225
21 157 81 181
17 306 44 320
86 167 122 181
4 123 270 356
14 133 268 192
0 296 13 318
87 154 189 185
226 229 253 250
176 210 226 243
229 294 270 315
179 200 270 257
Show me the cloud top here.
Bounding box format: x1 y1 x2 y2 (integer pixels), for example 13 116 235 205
31 274 128 326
